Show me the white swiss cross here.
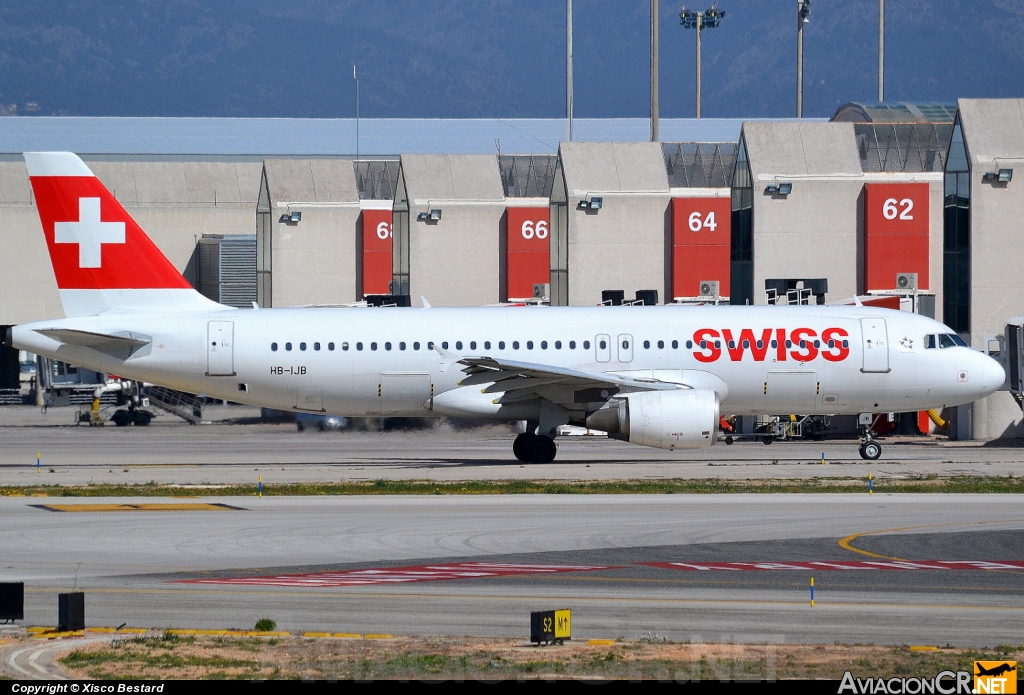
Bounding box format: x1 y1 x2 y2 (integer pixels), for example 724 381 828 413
54 197 125 268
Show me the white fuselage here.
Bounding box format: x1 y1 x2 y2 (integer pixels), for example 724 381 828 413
11 304 1005 420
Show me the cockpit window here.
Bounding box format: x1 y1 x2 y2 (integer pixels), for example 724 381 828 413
949 333 968 347
939 334 957 349
925 335 936 349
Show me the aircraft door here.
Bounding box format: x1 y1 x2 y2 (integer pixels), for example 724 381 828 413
860 318 890 373
207 321 235 376
595 334 611 363
764 371 818 412
617 334 634 363
296 388 324 412
379 372 433 414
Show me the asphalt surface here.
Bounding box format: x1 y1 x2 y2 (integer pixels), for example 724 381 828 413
2 494 1023 647
2 414 1024 485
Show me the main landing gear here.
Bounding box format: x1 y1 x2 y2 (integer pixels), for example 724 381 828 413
513 433 558 464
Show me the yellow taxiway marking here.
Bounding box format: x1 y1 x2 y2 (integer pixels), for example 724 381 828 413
910 646 939 651
839 518 1024 566
587 639 617 646
34 503 244 513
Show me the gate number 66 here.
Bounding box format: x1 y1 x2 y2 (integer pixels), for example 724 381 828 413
521 220 548 239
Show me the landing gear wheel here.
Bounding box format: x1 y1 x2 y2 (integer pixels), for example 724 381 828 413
859 441 882 460
527 435 558 464
513 433 535 462
762 436 774 445
724 436 734 445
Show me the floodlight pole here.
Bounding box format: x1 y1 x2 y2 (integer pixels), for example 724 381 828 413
353 64 360 161
567 0 574 141
680 5 723 120
796 0 810 118
651 0 659 141
878 0 884 102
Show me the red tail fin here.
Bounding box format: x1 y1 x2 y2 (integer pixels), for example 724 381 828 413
25 152 221 316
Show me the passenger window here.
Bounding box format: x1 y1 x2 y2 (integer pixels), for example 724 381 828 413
625 340 632 349
714 341 721 348
300 342 307 351
599 340 607 349
742 340 749 349
672 340 678 349
470 341 477 350
271 342 278 351
799 340 806 348
925 335 936 349
842 340 849 348
686 340 693 349
813 340 820 348
541 341 547 349
727 340 735 349
569 341 576 349
770 340 778 348
456 341 463 350
828 340 835 348
341 342 348 351
371 342 378 351
527 341 534 349
499 341 505 349
285 342 292 351
555 341 561 349
513 341 520 349
785 340 792 348
414 342 420 350
328 342 335 351
314 342 321 351
427 342 434 350
442 342 449 349
700 341 707 349
658 340 664 349
756 340 763 349
399 342 406 350
484 341 491 350
583 340 590 349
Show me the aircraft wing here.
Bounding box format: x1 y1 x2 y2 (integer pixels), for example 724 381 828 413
34 328 151 360
456 355 678 406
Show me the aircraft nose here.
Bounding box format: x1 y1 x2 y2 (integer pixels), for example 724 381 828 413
975 352 1006 395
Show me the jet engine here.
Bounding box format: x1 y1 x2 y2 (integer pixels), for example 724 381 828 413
585 389 719 450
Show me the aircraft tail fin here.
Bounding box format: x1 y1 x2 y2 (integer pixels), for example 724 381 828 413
24 152 224 317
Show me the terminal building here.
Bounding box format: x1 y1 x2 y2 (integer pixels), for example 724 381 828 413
0 100 1021 440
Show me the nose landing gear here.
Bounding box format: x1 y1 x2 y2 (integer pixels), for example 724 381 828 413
859 433 882 460
513 433 558 464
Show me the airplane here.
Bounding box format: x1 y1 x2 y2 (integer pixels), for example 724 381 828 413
5 152 1007 463
975 663 1016 678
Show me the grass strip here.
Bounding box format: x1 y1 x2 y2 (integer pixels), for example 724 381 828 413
3 475 1024 498
56 634 1024 681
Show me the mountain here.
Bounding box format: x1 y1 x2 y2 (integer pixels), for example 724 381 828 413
0 0 1020 120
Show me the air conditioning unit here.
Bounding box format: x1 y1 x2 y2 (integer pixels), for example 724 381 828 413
533 283 550 299
896 273 918 291
698 280 720 297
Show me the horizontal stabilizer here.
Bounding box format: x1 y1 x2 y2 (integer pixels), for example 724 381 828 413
35 328 151 361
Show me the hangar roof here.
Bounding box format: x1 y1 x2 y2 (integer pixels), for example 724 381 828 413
0 117 814 157
559 142 669 195
742 122 862 178
832 102 957 124
957 98 1024 163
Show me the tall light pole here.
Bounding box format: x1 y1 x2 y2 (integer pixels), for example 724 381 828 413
878 0 884 101
567 0 574 141
353 64 360 160
680 4 725 119
796 0 811 118
651 0 659 142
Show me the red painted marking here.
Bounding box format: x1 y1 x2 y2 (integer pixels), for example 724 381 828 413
644 561 1024 572
181 562 616 587
360 209 393 296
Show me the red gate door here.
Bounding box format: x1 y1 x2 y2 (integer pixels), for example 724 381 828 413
506 207 550 300
362 208 393 296
672 197 731 299
863 183 929 292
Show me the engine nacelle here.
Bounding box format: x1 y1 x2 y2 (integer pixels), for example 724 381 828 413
585 389 719 450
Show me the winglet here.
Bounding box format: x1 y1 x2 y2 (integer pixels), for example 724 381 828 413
421 297 431 309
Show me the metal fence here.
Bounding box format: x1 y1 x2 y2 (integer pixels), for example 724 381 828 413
499 155 558 198
354 160 401 200
854 123 953 173
663 142 737 188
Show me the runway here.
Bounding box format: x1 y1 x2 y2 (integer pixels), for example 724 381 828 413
2 494 1023 646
